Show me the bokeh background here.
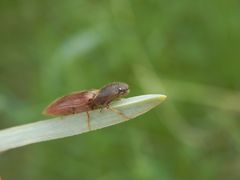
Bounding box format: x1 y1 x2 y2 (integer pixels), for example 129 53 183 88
0 0 240 179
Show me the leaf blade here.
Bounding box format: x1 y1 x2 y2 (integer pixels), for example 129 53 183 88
0 94 166 152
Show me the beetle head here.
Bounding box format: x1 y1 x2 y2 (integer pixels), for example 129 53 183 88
94 82 129 107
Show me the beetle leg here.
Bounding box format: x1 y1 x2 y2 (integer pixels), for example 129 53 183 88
86 111 91 130
108 106 130 120
72 107 76 114
99 102 111 112
99 105 107 112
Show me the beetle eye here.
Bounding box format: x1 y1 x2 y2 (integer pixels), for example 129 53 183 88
118 87 124 94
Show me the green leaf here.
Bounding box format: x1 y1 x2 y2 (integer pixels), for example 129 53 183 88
0 94 166 152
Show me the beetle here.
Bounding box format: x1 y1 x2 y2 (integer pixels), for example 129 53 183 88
43 82 130 130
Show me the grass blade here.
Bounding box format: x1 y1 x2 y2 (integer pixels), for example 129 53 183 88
0 94 166 152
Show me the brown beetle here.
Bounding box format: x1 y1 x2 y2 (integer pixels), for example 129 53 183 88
43 82 129 129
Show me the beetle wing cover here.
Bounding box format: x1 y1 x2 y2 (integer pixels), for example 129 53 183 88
43 89 99 116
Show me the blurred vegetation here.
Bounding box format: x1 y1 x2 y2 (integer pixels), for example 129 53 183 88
0 0 240 179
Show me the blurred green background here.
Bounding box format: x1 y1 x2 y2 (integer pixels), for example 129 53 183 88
0 0 240 179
